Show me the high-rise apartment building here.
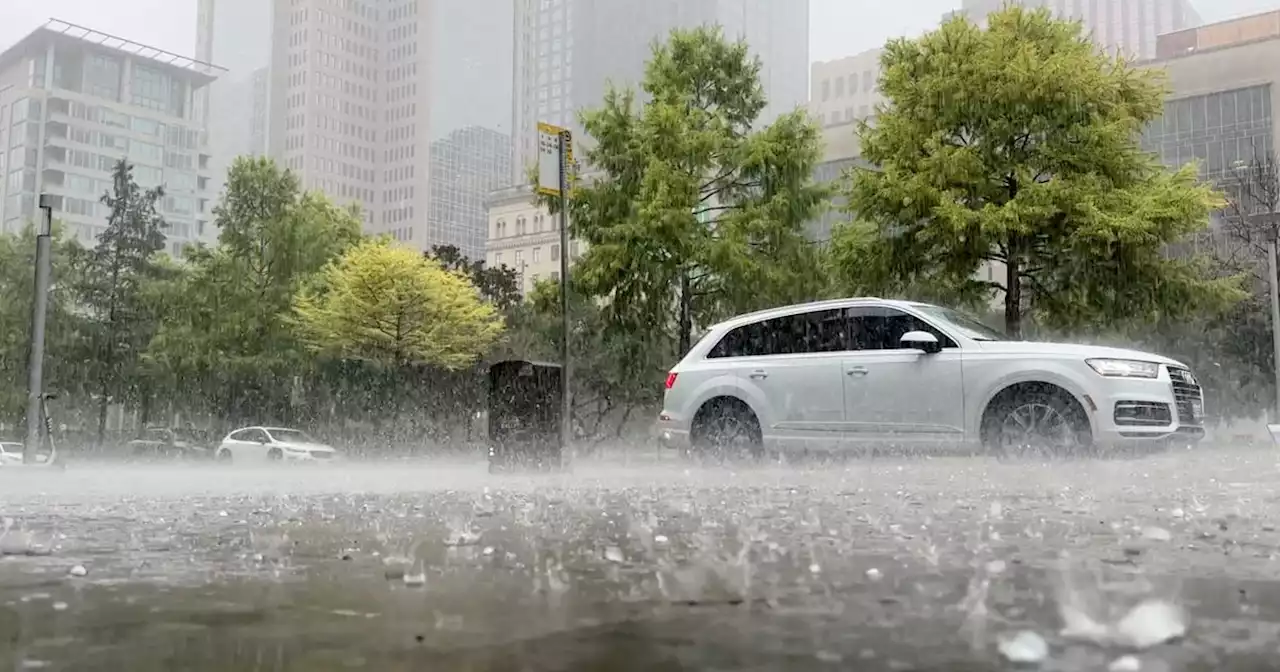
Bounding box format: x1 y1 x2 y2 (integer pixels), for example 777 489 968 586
0 20 222 255
427 126 512 260
958 0 1201 59
510 0 809 184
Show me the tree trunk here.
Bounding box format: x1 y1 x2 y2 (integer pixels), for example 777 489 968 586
1004 257 1023 339
138 384 152 433
96 384 110 446
678 270 692 355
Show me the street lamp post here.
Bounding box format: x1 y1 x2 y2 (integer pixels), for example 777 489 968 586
23 195 54 464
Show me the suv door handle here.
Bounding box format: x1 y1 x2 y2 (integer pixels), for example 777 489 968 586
846 366 868 376
748 370 768 379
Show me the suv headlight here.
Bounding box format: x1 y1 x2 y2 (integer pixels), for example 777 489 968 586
1086 358 1159 378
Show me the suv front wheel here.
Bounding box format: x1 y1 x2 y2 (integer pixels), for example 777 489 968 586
981 385 1093 458
689 398 763 463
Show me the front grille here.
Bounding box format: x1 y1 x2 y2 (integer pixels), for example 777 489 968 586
1167 366 1203 426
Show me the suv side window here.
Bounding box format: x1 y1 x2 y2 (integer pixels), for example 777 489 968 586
709 309 849 357
848 306 957 350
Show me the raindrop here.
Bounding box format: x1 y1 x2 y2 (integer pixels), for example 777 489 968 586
1109 655 1142 672
1113 599 1186 649
865 568 882 581
67 565 87 577
1141 527 1172 542
997 630 1048 664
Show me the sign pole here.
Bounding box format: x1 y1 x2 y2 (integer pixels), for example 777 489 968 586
24 195 54 464
536 121 574 463
557 130 572 461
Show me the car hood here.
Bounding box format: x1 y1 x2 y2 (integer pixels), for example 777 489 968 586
279 441 336 452
973 340 1186 368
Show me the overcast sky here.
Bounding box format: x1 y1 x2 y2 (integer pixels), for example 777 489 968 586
2 0 1279 68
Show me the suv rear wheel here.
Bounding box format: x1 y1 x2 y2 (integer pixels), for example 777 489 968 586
689 398 763 463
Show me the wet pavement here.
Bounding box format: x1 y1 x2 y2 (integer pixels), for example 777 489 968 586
3 447 1280 670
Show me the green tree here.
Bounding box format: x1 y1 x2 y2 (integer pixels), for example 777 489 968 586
293 239 504 368
79 159 170 442
831 7 1242 337
147 157 361 424
0 224 88 427
426 244 521 313
541 26 830 354
525 274 673 443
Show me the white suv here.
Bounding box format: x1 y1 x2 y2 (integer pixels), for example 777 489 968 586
656 298 1205 459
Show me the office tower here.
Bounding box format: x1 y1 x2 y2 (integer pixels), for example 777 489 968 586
195 0 273 190
200 0 433 245
0 19 222 254
510 0 810 183
959 0 1201 59
428 126 512 260
429 0 514 140
809 47 883 128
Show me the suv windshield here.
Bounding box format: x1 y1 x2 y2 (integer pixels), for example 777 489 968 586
914 304 1006 341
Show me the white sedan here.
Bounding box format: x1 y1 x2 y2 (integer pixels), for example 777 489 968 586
0 442 49 465
215 427 339 464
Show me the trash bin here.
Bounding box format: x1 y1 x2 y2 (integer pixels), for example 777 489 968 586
487 360 564 472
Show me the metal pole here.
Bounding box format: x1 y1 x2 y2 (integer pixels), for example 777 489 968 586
557 130 572 459
24 196 53 464
1269 235 1280 420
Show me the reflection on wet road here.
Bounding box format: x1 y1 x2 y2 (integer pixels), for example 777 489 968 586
4 448 1280 670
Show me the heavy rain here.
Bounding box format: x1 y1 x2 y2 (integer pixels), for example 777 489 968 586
3 0 1280 670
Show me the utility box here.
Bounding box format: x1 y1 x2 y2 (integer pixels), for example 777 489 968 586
487 360 563 472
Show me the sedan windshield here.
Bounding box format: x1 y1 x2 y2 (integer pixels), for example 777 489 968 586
914 304 1006 341
267 429 313 443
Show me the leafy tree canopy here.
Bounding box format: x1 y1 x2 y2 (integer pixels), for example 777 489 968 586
145 157 362 420
540 26 831 352
830 6 1243 336
426 244 522 313
293 239 504 369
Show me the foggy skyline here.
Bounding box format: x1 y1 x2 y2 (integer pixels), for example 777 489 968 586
7 0 1280 74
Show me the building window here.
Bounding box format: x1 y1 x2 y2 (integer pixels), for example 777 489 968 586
495 218 506 237
517 216 526 235
570 241 579 258
551 243 560 261
532 246 540 263
834 77 844 97
85 55 122 101
514 250 523 266
821 79 830 101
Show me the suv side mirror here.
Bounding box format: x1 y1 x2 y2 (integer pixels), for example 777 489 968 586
900 330 941 354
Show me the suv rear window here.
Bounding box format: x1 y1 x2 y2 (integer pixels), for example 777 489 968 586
709 309 848 357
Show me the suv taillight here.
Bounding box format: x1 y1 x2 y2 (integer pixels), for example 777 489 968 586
664 372 678 389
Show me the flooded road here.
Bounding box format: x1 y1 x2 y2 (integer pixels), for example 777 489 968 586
3 448 1280 670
